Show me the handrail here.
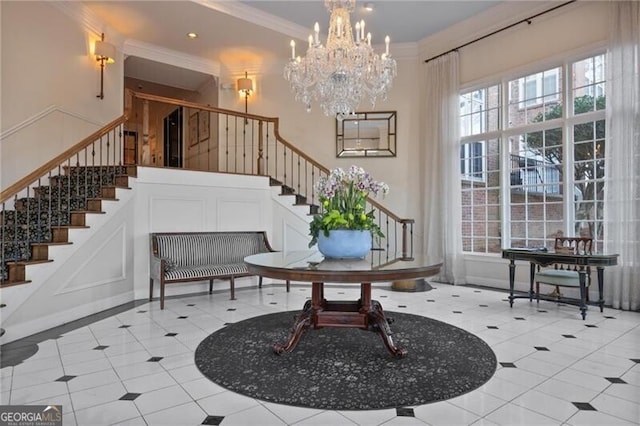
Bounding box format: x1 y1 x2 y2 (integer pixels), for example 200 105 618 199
0 115 127 204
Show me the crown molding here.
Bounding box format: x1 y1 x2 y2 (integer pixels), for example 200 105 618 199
49 0 119 42
191 0 310 40
123 40 221 77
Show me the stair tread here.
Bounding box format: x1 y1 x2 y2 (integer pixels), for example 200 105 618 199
72 210 105 214
30 242 73 246
0 280 32 288
7 259 53 266
51 225 90 229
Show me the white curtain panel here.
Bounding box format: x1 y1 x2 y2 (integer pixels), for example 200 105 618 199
421 52 466 284
604 1 640 311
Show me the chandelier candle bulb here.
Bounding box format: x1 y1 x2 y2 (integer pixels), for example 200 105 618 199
308 35 313 48
361 20 365 40
385 35 390 55
290 40 296 59
314 22 320 44
367 32 371 45
355 22 360 42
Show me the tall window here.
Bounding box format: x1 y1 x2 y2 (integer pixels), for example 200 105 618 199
460 54 607 253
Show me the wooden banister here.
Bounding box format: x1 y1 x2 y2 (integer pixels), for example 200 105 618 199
0 115 127 204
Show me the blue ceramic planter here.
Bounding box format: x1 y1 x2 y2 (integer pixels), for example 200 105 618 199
317 230 372 259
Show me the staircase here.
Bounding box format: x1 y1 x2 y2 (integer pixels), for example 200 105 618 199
1 165 136 285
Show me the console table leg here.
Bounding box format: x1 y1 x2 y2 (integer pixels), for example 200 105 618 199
597 267 605 312
508 260 516 307
369 300 407 358
578 268 588 320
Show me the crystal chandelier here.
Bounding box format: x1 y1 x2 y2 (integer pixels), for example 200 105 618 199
283 0 397 119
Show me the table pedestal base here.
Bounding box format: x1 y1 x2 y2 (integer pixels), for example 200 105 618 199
273 282 407 358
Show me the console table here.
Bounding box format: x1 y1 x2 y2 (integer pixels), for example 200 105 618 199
244 250 442 358
501 249 618 319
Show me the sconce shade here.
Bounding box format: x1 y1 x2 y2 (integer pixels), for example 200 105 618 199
237 76 253 93
95 40 116 64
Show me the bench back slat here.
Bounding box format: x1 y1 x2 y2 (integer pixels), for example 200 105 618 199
152 231 272 267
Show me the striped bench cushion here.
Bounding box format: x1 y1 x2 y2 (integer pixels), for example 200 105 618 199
165 263 249 281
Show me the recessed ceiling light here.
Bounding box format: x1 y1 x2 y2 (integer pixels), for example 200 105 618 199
364 2 374 12
187 32 198 39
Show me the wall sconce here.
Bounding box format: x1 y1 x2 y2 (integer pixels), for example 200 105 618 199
237 71 253 122
95 33 116 100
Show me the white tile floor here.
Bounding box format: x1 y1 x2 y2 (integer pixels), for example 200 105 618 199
1 282 639 426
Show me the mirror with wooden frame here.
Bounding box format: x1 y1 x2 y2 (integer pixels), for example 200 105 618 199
336 111 397 157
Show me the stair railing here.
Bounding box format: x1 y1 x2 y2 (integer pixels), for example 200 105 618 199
128 90 414 257
0 115 129 283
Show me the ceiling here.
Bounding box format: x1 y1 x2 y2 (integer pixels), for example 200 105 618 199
84 0 503 90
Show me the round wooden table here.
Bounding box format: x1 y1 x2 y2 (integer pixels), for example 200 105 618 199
244 250 442 358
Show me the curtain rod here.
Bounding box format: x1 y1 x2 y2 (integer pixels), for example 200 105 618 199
424 0 577 64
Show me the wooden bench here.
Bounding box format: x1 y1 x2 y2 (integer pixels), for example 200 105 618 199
149 231 287 309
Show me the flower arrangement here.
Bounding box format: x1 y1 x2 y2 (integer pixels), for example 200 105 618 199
309 165 390 247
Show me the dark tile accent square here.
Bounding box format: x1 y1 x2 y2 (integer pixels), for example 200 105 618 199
338 292 345 294
562 334 576 338
452 295 460 298
604 316 616 319
147 357 164 362
479 304 488 307
226 308 236 311
118 325 131 328
487 326 499 329
55 375 76 382
500 362 517 368
202 415 225 425
537 310 548 313
269 302 277 305
187 304 196 307
427 299 435 302
535 347 549 351
630 358 640 363
585 324 597 328
177 316 188 319
379 295 388 298
119 393 141 401
453 311 462 314
137 310 147 313
605 377 626 384
398 305 407 308
514 317 526 320
93 345 109 350
165 333 178 337
572 402 596 411
474 290 482 293
266 293 274 296
396 407 415 417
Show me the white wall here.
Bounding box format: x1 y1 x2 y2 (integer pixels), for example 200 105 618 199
0 1 123 190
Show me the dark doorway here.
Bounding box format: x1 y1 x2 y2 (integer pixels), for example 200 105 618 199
164 107 183 167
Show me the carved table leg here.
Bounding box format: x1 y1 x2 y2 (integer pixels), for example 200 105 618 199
508 259 516 307
368 300 407 358
273 300 312 354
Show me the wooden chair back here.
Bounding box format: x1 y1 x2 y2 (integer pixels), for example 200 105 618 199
554 237 593 255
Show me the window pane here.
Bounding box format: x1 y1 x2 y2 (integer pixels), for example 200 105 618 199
509 129 564 247
508 67 563 127
460 85 500 137
460 138 501 253
573 54 606 115
573 120 605 249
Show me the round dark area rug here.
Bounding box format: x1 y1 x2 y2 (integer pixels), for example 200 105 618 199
195 311 497 410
